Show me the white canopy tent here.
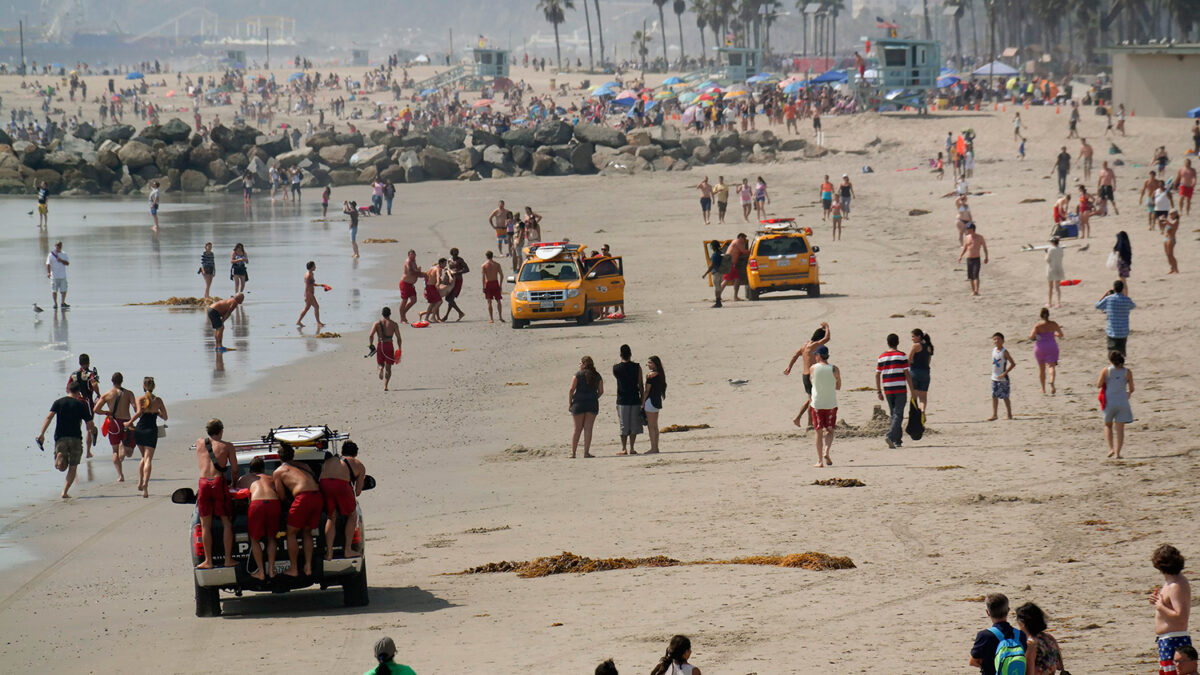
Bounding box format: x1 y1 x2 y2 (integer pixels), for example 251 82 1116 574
972 61 1018 76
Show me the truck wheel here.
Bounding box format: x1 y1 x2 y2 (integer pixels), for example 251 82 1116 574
575 309 593 326
342 562 369 607
746 288 759 301
195 580 222 617
807 283 821 297
511 317 527 329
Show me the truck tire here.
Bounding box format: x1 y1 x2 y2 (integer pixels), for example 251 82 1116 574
746 287 759 301
575 309 593 326
511 317 527 329
195 580 221 617
807 283 821 297
342 562 369 607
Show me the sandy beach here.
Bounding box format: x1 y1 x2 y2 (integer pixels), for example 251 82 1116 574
1 64 1198 673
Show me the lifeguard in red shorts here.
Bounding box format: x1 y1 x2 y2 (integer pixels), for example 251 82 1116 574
272 443 321 578
368 306 401 391
238 455 281 581
397 250 422 323
194 419 237 570
480 250 505 323
320 440 366 560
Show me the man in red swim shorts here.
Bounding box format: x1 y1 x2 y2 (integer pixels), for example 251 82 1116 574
320 440 366 560
1177 158 1196 216
480 250 505 323
239 456 281 580
397 250 422 323
722 233 750 301
194 418 237 569
273 443 321 577
368 306 401 390
808 346 841 468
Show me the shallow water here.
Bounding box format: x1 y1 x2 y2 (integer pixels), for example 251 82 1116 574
0 194 388 515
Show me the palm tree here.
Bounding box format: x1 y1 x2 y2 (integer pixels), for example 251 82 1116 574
1072 0 1100 65
946 0 964 66
593 0 606 67
674 0 687 67
652 0 670 66
922 0 932 40
692 0 709 66
582 0 595 71
633 29 651 67
538 0 576 70
1166 0 1200 41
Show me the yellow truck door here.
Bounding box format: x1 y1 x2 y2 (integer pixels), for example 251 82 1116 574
583 256 624 310
701 239 732 287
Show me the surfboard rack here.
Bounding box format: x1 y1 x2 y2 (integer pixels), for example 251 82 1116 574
189 425 349 454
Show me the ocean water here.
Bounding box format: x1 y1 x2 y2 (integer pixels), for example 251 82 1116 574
0 194 388 517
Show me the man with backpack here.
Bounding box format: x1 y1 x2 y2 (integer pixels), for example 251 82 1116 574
970 593 1028 675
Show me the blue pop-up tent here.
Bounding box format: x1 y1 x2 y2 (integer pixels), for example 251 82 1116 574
1188 106 1200 119
810 70 848 84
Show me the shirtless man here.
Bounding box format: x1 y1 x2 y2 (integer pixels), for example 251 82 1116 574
441 247 469 322
1098 160 1119 216
480 250 505 323
1140 171 1165 229
417 258 447 323
207 293 244 352
722 233 750 301
368 306 401 390
237 456 280 580
272 443 321 577
1177 158 1196 216
488 200 512 254
956 222 989 296
398 250 422 323
296 261 324 328
194 418 237 569
319 440 366 561
94 372 136 481
1150 544 1192 675
696 176 713 225
1076 138 1094 182
343 201 360 258
783 321 831 427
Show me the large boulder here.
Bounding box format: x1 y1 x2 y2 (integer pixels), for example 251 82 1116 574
155 144 190 174
95 124 136 144
333 131 365 147
397 150 421 172
161 118 193 144
305 130 337 150
255 134 292 157
680 137 707 155
275 146 314 169
245 156 270 184
482 145 511 168
137 124 168 142
691 145 713 164
0 151 21 172
398 132 427 149
780 138 807 152
60 135 96 160
650 124 682 149
450 147 481 173
511 145 532 169
179 169 208 192
627 129 652 146
420 146 459 180
318 144 356 167
117 142 155 169
574 123 626 148
591 146 619 171
470 128 502 148
530 151 554 175
533 120 573 146
207 158 230 182
28 168 63 193
21 146 46 168
404 166 427 183
96 140 121 168
740 129 779 149
357 165 378 184
350 145 388 168
0 129 12 146
208 124 237 151
328 169 359 186
427 126 467 151
715 146 742 163
379 165 405 184
636 145 662 161
0 168 26 193
569 142 595 174
501 127 536 148
228 124 261 150
710 130 740 151
73 122 95 142
43 151 84 172
187 143 221 169
225 152 249 171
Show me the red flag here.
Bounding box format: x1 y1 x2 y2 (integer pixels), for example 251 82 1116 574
865 39 871 53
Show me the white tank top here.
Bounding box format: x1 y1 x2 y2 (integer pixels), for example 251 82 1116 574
666 664 695 675
810 362 837 410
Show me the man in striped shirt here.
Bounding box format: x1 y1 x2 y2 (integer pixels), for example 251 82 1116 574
1096 279 1135 356
876 334 914 449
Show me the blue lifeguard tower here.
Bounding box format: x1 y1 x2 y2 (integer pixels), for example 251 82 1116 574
714 47 762 83
414 47 510 92
872 37 941 113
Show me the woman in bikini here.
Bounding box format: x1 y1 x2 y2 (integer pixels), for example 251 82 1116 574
1163 210 1180 274
522 207 542 244
231 243 249 293
125 377 168 498
753 177 769 221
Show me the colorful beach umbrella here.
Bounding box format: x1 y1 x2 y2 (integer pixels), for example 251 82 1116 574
937 76 960 88
420 88 437 95
125 72 143 80
679 91 699 104
473 98 494 108
746 73 773 84
697 93 714 102
288 72 304 82
662 76 683 85
615 89 637 100
782 81 806 94
653 90 676 100
725 90 749 98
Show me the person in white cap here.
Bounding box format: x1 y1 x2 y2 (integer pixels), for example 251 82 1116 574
366 636 417 675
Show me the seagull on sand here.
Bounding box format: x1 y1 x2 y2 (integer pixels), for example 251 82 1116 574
728 378 750 388
33 303 44 313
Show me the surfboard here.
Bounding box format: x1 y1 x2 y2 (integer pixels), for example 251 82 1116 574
272 426 328 446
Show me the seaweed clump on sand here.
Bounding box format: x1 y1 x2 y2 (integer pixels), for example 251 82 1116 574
127 296 219 307
724 553 857 571
362 238 399 243
314 332 341 338
661 424 711 433
811 478 866 488
455 551 855 577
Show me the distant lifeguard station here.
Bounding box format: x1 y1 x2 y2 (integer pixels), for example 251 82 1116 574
871 37 941 113
414 47 510 92
713 46 762 82
351 49 369 66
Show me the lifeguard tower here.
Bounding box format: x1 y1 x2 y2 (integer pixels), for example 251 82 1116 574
414 46 510 92
871 37 940 113
713 46 762 82
351 49 369 66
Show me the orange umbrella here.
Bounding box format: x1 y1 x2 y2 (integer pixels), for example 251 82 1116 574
165 90 176 98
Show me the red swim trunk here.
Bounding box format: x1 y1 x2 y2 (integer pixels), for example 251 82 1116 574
399 280 416 299
810 407 838 430
1181 185 1194 199
376 340 397 365
197 476 230 518
424 284 441 303
103 417 134 447
722 271 739 282
320 478 356 515
483 280 502 300
446 275 463 299
1052 206 1063 223
247 499 282 540
288 490 323 530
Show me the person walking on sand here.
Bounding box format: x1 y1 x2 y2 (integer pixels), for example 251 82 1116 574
1178 158 1196 216
988 333 1016 421
838 174 855 219
488 200 512 254
809 346 840 467
46 240 70 309
321 185 331 218
714 176 730 224
1030 308 1064 395
480 251 504 323
701 240 726 308
955 195 973 245
383 179 396 215
1151 544 1192 675
1076 137 1094 183
231 243 249 294
1112 230 1133 288
753 176 770 221
969 593 1028 675
236 456 280 581
94 372 136 481
398 250 422 323
297 261 324 328
148 181 160 230
1045 237 1065 308
1098 160 1119 216
343 200 360 258
125 376 167 498
696 176 713 225
368 306 400 390
908 329 933 415
819 175 834 221
650 635 701 675
1141 171 1165 230
613 344 643 455
876 333 913 449
1013 112 1022 141
784 322 832 427
957 223 988 296
737 178 754 222
194 418 237 569
1164 210 1181 274
67 354 100 459
417 259 448 323
207 293 243 352
272 443 320 577
1096 279 1135 356
319 440 364 561
1052 145 1071 195
36 179 50 228
199 242 215 298
1014 602 1065 675
1098 350 1134 459
568 356 603 459
722 233 750 301
441 247 469 322
36 378 97 499
1077 185 1094 238
641 355 667 455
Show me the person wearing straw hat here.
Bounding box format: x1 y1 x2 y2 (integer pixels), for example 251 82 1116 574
365 636 417 675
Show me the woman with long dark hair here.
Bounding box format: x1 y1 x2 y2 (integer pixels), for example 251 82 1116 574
231 243 249 294
569 356 604 458
641 356 667 454
1014 602 1065 675
650 635 701 675
908 330 933 414
1113 230 1132 287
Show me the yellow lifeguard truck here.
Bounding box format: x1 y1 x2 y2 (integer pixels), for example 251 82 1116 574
508 242 624 328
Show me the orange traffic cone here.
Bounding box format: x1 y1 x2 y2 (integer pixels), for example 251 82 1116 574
993 102 998 111
1002 104 1006 112
1056 105 1060 114
1131 109 1135 116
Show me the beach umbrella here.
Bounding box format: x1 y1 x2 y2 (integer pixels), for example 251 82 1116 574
420 87 437 95
701 84 723 94
972 61 1018 76
111 94 121 102
288 72 304 82
725 90 749 98
615 89 637 100
940 67 956 75
126 71 144 80
746 73 772 84
697 93 715 102
611 96 637 107
413 54 430 63
670 82 691 91
1188 106 1200 119
601 80 621 88
662 76 683 85
782 81 806 94
473 98 494 108
810 69 848 84
681 105 699 125
679 91 698 104
645 100 659 110
695 80 717 90
653 90 676 100
590 88 615 99
937 76 960 88
165 90 176 98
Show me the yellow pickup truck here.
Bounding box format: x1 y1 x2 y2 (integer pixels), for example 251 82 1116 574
703 221 821 300
508 242 625 328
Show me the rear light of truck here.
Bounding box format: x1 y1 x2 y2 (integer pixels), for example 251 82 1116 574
351 522 362 547
193 523 205 558
808 255 817 266
748 259 758 270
